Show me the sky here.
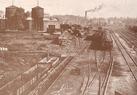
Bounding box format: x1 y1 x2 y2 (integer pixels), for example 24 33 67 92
0 0 137 18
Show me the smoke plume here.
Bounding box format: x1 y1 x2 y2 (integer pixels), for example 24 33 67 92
86 4 104 12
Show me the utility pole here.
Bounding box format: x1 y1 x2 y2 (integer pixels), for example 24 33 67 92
37 0 39 6
47 45 50 61
12 0 15 6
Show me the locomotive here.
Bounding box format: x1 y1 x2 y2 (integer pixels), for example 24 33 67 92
127 25 137 33
86 27 113 51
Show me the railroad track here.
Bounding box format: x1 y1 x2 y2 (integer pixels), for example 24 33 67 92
119 31 137 44
80 50 94 95
44 43 90 95
100 52 113 95
80 29 137 95
124 30 137 39
118 31 137 50
81 49 114 95
111 30 137 82
37 43 89 95
0 41 88 95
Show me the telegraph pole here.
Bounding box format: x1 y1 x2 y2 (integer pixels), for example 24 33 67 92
37 0 39 6
12 0 15 6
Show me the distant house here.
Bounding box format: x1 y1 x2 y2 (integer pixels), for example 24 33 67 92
43 17 60 32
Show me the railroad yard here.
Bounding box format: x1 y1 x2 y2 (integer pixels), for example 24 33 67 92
0 1 137 95
44 26 137 95
0 25 137 95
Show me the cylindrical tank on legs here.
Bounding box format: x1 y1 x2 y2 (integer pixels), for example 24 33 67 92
31 6 44 31
5 6 25 30
5 5 18 18
16 7 25 17
31 6 44 19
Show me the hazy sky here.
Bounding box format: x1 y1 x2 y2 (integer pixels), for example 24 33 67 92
0 0 137 18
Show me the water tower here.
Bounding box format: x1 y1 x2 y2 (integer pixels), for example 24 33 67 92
5 5 18 30
5 0 25 30
31 0 44 31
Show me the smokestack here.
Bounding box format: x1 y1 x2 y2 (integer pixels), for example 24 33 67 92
85 11 87 19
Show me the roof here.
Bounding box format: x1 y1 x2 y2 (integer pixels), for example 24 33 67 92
43 17 59 22
0 17 5 20
6 5 18 9
39 57 58 64
32 6 43 9
39 57 48 63
43 18 50 21
26 17 32 20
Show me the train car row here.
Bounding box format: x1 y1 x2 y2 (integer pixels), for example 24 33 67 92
0 56 63 95
28 56 73 95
